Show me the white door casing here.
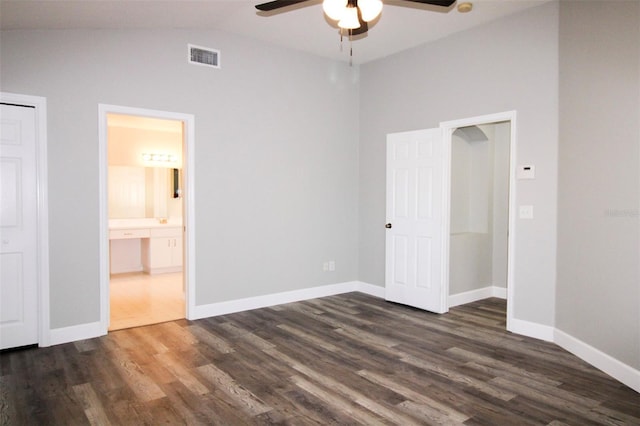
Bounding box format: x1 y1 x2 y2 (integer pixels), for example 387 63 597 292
0 96 49 349
441 111 517 332
385 128 448 313
98 104 196 333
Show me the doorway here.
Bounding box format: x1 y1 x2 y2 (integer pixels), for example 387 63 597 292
98 105 195 333
448 122 510 303
441 111 517 331
107 113 184 330
385 111 517 330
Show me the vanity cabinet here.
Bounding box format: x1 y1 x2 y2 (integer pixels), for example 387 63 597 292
141 227 183 274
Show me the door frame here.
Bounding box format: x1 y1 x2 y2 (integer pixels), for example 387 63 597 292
0 92 50 347
98 104 196 332
440 110 517 331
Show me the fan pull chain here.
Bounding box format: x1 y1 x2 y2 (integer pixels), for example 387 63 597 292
338 28 354 66
349 30 353 67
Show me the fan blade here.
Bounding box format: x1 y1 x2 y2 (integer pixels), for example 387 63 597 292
351 20 368 35
401 0 455 7
350 10 369 36
255 0 310 11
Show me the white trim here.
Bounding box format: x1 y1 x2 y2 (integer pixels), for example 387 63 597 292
0 92 51 347
439 111 518 333
49 322 103 346
191 281 363 319
554 329 640 394
509 317 554 342
356 281 386 298
439 127 452 314
492 286 507 299
448 286 507 307
98 104 196 332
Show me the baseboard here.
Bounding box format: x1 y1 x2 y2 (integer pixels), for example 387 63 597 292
48 321 104 347
189 281 363 320
554 328 640 393
448 285 507 307
355 281 386 298
508 317 555 342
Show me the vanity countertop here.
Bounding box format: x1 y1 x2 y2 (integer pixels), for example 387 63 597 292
109 218 183 230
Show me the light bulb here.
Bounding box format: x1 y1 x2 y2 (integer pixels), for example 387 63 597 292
358 0 382 22
323 0 347 21
338 5 360 29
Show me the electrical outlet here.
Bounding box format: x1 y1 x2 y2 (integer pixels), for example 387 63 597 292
323 262 329 272
329 261 335 272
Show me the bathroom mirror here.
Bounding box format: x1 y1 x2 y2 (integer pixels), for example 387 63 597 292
108 166 182 219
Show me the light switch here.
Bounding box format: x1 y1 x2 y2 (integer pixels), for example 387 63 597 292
519 205 534 219
517 165 535 180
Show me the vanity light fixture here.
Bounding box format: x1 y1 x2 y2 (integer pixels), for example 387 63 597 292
141 153 178 163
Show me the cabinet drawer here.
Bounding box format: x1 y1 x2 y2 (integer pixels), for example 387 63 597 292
109 228 150 240
150 227 182 238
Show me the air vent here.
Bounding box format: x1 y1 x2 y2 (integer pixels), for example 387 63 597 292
188 44 220 69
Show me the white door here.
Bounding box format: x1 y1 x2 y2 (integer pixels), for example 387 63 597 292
0 103 39 349
385 128 447 313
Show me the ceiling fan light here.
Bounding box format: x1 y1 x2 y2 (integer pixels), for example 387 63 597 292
358 0 382 22
338 5 360 29
322 0 347 21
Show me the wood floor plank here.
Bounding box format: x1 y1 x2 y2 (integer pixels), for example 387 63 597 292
73 382 113 426
153 352 210 396
196 363 272 416
106 346 166 402
290 375 389 425
357 369 470 423
2 294 638 425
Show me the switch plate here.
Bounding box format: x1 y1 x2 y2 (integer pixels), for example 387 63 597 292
328 261 335 272
519 205 534 219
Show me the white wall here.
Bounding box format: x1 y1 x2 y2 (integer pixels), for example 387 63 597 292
0 29 360 329
358 2 559 326
557 1 640 370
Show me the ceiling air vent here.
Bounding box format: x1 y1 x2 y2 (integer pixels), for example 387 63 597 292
188 44 220 69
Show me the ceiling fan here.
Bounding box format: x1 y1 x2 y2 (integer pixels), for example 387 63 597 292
255 0 457 36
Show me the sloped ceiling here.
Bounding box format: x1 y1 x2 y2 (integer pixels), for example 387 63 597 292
0 0 550 64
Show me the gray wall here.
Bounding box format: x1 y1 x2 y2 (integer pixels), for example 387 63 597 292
491 122 511 289
557 1 640 369
0 29 360 329
358 2 559 326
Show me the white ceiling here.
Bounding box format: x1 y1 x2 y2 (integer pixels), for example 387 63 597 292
0 0 549 64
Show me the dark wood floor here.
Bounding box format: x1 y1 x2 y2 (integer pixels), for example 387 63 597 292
1 294 639 425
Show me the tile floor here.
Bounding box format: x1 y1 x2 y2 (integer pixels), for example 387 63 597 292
109 272 184 330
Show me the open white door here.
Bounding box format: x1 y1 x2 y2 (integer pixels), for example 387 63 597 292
385 128 447 313
0 103 39 349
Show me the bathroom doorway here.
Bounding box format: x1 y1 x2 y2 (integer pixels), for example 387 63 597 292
98 105 195 332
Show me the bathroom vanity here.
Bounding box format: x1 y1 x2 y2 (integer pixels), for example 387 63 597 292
109 218 183 275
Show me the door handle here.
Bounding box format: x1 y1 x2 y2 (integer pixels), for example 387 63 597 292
385 223 392 229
